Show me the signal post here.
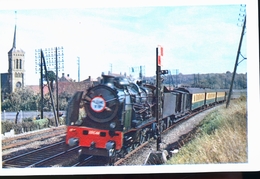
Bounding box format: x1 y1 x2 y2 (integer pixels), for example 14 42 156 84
156 45 168 151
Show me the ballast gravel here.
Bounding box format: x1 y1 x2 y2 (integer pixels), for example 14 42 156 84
2 127 65 160
118 105 224 165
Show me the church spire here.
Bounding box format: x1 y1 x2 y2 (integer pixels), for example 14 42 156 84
13 25 16 48
12 11 17 48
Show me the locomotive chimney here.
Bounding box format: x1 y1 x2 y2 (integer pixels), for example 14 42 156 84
102 75 115 87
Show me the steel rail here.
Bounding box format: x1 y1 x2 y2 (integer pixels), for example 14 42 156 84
26 146 80 167
2 141 65 164
71 155 94 167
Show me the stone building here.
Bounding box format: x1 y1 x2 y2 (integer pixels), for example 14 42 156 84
1 23 25 98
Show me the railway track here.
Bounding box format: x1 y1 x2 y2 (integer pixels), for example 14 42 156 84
2 126 66 150
2 141 79 168
72 155 109 166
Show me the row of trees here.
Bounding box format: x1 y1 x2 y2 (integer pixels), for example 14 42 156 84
160 71 247 89
1 87 72 112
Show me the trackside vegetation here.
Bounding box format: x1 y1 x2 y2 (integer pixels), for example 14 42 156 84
166 96 247 164
1 117 66 135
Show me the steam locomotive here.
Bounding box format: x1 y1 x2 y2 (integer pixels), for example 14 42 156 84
65 74 226 165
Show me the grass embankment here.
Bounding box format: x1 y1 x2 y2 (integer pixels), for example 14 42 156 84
167 96 247 164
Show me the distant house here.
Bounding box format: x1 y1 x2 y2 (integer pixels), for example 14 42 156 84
57 75 100 95
58 81 90 95
27 74 99 96
59 73 73 82
1 73 10 95
26 85 49 95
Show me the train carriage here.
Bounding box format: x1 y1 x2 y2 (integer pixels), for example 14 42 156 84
205 90 217 106
171 88 190 116
162 86 192 120
216 91 227 103
177 88 206 111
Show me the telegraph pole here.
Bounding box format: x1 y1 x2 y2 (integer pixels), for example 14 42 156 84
55 47 59 124
40 52 43 119
77 57 80 82
41 50 58 126
226 5 246 108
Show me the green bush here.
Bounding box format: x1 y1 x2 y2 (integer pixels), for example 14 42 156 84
33 119 49 129
1 117 59 135
13 123 23 134
22 121 33 132
199 111 223 135
2 121 27 134
59 117 66 125
1 121 13 134
47 117 66 126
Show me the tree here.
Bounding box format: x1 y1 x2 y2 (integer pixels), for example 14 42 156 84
3 91 21 112
1 87 41 112
59 91 72 110
44 70 56 93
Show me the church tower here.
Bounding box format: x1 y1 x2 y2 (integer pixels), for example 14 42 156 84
7 13 25 92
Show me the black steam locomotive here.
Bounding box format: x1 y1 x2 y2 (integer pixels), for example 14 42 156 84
65 74 226 165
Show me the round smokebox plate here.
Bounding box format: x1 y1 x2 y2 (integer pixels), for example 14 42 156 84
90 96 106 112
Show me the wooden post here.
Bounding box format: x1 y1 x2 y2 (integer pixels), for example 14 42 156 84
55 47 59 124
156 46 162 151
41 50 59 126
40 51 44 119
226 16 246 108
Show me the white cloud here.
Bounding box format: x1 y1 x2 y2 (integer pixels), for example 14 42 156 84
0 4 248 85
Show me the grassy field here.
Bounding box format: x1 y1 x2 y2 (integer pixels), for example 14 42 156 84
166 96 247 164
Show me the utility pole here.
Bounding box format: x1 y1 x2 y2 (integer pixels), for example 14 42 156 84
194 74 196 86
41 50 58 126
168 69 178 88
175 69 178 87
198 73 200 87
139 66 142 79
40 52 44 119
77 57 80 82
55 47 59 124
226 5 246 108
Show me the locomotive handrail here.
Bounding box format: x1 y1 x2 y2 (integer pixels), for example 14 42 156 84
105 98 117 102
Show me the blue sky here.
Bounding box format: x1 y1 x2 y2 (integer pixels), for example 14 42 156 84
0 1 250 85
